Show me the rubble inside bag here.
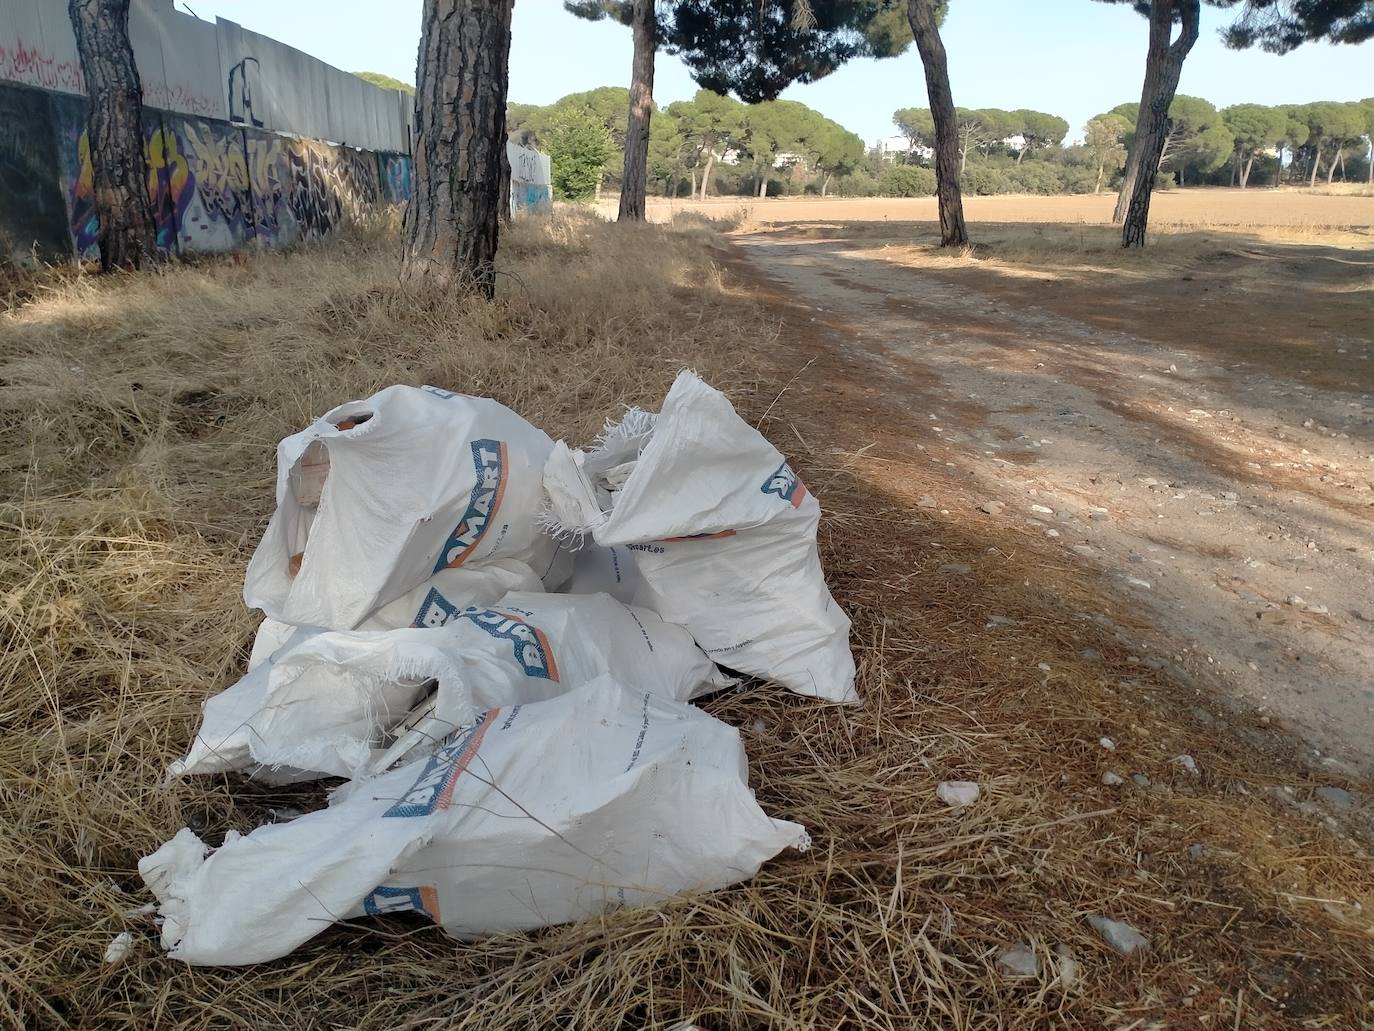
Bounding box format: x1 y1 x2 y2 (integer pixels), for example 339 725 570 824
244 384 570 631
142 676 809 966
172 590 730 781
544 370 857 703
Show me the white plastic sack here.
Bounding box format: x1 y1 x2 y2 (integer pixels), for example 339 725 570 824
172 590 728 781
141 676 808 965
544 371 856 703
560 543 642 605
246 559 544 672
244 384 567 631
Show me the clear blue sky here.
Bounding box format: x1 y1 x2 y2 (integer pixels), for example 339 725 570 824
178 1 1372 144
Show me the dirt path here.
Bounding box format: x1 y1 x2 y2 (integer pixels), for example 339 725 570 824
735 227 1374 777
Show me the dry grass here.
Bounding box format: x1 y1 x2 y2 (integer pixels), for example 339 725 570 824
2 212 1372 1029
632 188 1374 236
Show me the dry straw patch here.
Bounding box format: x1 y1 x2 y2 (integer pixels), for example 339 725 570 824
1 213 1371 1029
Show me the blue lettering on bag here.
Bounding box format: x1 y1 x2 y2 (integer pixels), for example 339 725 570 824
433 439 507 572
384 715 491 818
412 588 461 628
362 884 439 922
457 607 559 681
761 461 807 508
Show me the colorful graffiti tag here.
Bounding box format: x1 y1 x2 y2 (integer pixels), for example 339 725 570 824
65 116 196 256
29 85 412 260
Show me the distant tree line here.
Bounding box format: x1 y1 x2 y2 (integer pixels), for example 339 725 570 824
508 88 866 202
505 88 1373 203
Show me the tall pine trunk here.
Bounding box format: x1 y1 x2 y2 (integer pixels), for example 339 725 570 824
906 0 967 247
699 150 716 200
617 0 654 222
402 0 513 298
1241 152 1254 188
68 0 157 271
1116 0 1199 247
1308 142 1322 187
822 171 831 196
689 167 697 198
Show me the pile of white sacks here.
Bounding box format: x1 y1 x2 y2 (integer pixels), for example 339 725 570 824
140 371 856 965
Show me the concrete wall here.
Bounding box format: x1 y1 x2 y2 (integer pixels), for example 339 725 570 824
508 142 552 216
1 81 409 263
0 0 411 152
0 2 552 263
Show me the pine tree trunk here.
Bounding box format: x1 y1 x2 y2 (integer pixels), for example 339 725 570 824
1118 0 1199 247
1331 148 1343 183
699 151 715 200
822 171 831 196
1241 152 1254 188
1309 142 1321 187
1016 146 1025 165
1229 148 1238 187
68 0 157 271
906 0 967 247
758 169 768 198
689 167 697 198
617 0 654 222
959 140 968 176
1095 160 1104 194
402 0 513 298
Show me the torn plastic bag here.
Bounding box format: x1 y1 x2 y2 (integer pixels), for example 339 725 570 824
244 384 568 631
141 676 808 966
246 559 544 672
559 543 641 605
544 371 856 703
170 591 729 781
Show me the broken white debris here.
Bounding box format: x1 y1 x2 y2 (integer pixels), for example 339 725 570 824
995 945 1039 978
1087 915 1149 955
104 931 133 964
1173 754 1199 775
1055 944 1078 989
936 781 980 807
1099 737 1116 751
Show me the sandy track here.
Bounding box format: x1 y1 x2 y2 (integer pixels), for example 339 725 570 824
735 225 1374 775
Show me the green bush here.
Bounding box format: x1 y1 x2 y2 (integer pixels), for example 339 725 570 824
1005 161 1064 194
1054 166 1100 194
546 108 612 201
877 165 936 197
835 170 878 196
960 164 1012 195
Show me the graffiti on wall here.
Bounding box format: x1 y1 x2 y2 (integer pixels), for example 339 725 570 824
226 56 264 129
40 86 408 259
286 140 381 239
0 38 83 94
67 121 197 255
381 153 412 205
507 142 552 215
0 86 71 260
